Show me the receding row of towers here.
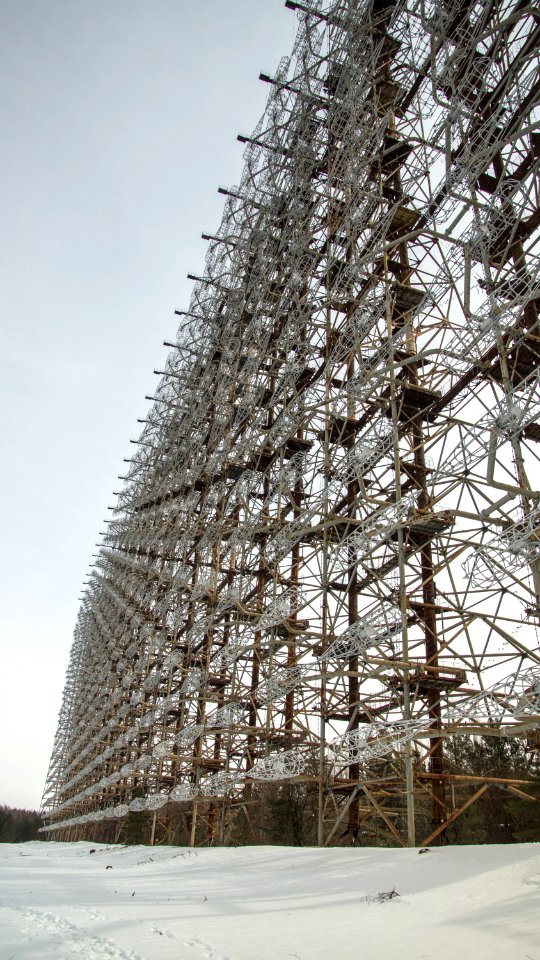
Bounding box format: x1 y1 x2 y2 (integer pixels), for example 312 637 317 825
43 0 540 847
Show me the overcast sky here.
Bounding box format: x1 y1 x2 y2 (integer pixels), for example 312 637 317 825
0 0 295 810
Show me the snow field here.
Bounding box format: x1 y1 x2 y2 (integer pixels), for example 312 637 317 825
0 841 538 960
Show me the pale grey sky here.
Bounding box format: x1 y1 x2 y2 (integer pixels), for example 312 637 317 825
0 0 295 809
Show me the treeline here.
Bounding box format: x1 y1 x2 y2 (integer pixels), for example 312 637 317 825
0 805 42 842
118 737 540 848
9 736 538 848
443 735 540 845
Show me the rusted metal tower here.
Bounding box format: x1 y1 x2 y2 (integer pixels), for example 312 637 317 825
42 0 540 848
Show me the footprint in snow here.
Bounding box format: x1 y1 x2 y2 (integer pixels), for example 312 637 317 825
9 905 145 960
150 923 176 939
81 906 107 921
183 935 232 960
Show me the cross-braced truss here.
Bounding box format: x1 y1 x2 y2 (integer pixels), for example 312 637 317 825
42 0 540 847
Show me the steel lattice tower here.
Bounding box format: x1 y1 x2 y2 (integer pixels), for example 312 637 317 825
42 0 540 848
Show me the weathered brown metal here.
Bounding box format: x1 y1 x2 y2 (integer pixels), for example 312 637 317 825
42 0 540 847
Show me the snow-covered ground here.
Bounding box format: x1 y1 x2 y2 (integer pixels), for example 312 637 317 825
0 841 538 960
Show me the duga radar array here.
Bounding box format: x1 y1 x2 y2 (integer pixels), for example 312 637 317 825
42 0 540 847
